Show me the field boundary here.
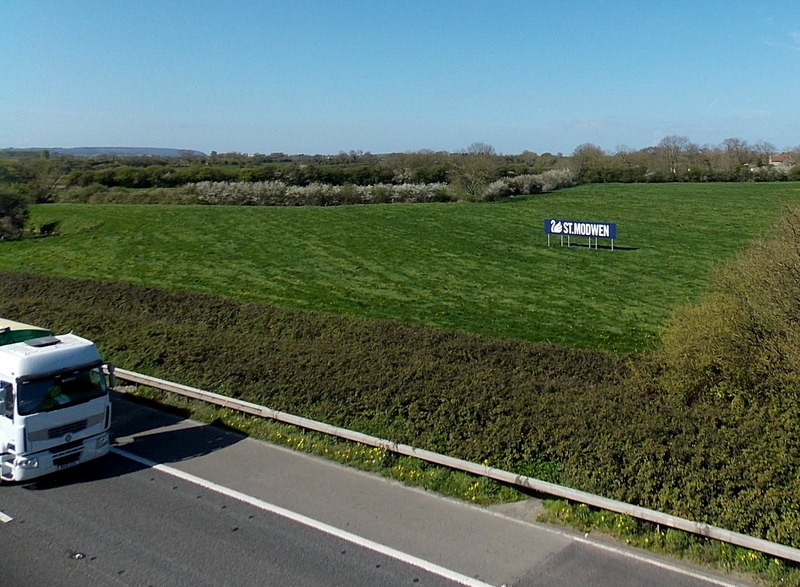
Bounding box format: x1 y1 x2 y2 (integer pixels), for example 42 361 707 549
109 365 800 564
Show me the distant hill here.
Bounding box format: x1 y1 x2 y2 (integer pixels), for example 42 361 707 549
49 147 207 157
3 147 206 158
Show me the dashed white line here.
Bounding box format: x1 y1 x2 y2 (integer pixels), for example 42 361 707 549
111 447 494 587
0 510 13 523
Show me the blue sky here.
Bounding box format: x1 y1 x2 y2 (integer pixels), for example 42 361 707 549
2 1 799 155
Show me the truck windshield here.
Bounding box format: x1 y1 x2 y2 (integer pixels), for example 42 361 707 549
17 367 107 416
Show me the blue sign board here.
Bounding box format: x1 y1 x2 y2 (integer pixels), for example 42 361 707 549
544 219 616 239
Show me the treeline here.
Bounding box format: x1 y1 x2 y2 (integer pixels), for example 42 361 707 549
48 170 577 206
3 136 798 206
0 137 797 238
172 169 574 206
570 136 799 183
0 145 554 200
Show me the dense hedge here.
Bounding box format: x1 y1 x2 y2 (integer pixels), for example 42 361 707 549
656 204 800 405
52 171 577 205
1 271 799 547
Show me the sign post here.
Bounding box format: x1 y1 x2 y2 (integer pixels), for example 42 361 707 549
544 219 617 250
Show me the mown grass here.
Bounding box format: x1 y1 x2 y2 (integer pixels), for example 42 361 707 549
7 182 800 353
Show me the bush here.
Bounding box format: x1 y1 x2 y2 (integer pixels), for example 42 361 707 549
483 180 514 201
0 189 28 240
539 168 577 192
38 221 60 236
54 185 201 204
656 203 800 404
482 169 576 201
191 181 456 206
656 294 756 403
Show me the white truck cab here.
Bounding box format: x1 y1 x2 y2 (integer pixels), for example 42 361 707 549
0 319 113 482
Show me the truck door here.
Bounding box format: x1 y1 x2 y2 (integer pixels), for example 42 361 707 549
0 380 14 478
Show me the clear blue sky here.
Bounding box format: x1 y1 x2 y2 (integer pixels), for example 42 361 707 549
2 1 799 155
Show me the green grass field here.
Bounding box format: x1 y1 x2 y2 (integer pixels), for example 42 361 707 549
6 182 800 353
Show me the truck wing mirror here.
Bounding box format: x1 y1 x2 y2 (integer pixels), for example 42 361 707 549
106 364 117 389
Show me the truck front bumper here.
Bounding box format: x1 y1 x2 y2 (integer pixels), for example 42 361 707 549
2 432 110 482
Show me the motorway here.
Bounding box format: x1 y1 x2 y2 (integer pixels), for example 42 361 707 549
0 393 753 586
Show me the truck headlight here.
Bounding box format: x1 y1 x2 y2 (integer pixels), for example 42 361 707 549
16 457 39 469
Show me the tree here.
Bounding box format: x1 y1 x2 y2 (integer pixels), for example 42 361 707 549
608 146 648 182
0 189 28 240
465 142 496 156
656 135 690 176
721 137 752 171
752 140 777 166
20 158 66 203
569 143 605 183
451 143 499 198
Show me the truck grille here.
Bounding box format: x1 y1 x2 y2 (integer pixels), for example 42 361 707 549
50 439 83 454
48 420 87 439
53 452 81 467
50 440 83 467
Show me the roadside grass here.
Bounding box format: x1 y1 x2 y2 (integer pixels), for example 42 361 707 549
7 182 800 353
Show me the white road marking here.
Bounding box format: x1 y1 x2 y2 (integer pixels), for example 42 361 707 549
0 510 13 523
112 447 740 587
111 447 493 587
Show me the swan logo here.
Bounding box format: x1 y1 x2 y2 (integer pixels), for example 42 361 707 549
549 220 563 234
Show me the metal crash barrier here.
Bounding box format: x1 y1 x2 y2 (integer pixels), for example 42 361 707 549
107 366 800 564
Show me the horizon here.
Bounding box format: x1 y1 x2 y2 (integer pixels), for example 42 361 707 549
3 2 800 156
5 137 798 159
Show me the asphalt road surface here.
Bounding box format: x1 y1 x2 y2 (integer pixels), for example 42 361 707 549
0 393 754 586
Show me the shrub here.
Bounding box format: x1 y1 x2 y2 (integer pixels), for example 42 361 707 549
481 169 575 201
483 180 514 201
657 294 756 403
193 180 289 205
0 189 28 240
656 203 800 404
538 168 577 192
38 221 60 236
191 181 456 206
55 185 201 204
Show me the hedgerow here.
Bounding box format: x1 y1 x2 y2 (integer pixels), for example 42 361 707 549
655 204 800 406
2 270 800 548
188 180 456 206
482 169 577 201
